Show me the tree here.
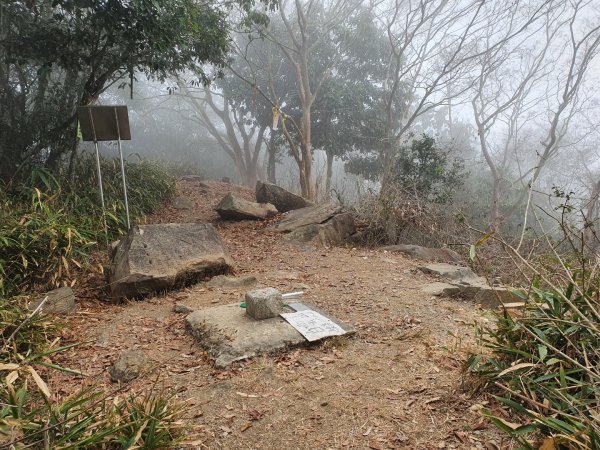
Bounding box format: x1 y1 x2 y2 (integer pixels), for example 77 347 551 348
0 0 256 183
256 0 364 200
469 0 600 230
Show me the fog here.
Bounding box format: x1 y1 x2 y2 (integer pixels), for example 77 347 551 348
78 0 600 237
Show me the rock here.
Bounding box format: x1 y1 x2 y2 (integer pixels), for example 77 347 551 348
418 263 478 281
273 204 356 246
206 275 257 289
245 288 284 320
256 181 312 213
275 203 343 231
173 196 195 210
421 282 461 296
381 244 461 263
174 303 194 314
215 193 278 221
286 213 356 246
186 304 305 367
28 287 76 315
109 349 151 382
474 286 521 308
419 263 521 309
108 223 233 301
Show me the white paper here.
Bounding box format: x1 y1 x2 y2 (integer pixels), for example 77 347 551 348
280 310 346 342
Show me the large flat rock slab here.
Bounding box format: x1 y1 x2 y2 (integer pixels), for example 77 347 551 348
109 223 233 301
186 302 355 367
186 304 305 367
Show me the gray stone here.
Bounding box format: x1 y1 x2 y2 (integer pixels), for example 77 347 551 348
421 282 462 296
382 244 461 263
275 203 343 232
245 288 284 320
418 263 478 281
286 212 356 246
273 204 356 246
474 286 521 309
215 193 278 221
256 181 312 213
108 223 233 301
206 275 257 289
28 287 76 315
419 263 520 310
174 303 194 314
109 349 151 382
173 196 195 210
186 304 305 367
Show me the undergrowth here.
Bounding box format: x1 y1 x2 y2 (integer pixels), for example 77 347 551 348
469 271 600 449
0 298 185 448
0 155 175 298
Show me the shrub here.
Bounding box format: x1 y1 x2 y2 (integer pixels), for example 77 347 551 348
0 156 175 298
468 272 600 448
0 300 186 449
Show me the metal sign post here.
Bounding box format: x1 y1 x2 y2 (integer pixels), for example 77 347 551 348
77 105 132 238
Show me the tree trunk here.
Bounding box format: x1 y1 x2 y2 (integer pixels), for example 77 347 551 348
267 134 277 184
325 151 333 201
583 179 600 256
300 108 314 200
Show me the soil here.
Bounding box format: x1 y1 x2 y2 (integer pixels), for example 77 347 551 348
51 179 512 450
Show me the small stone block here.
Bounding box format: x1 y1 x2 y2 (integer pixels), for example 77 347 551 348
245 288 283 320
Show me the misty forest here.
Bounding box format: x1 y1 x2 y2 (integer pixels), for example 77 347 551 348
1 0 600 448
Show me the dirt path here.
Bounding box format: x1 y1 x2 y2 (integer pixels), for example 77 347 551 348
54 180 508 449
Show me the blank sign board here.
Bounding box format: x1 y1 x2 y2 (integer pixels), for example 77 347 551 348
77 105 131 141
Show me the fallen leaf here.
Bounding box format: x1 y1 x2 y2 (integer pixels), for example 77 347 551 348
497 362 536 377
236 391 259 398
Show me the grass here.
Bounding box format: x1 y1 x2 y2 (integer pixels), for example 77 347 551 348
0 155 176 298
0 155 184 448
468 273 600 449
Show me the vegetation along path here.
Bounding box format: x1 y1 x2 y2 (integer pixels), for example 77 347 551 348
53 180 508 449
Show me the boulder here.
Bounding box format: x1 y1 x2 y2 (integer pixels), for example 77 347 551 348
108 223 233 301
109 349 152 383
28 287 76 315
245 288 284 320
206 275 257 289
174 303 194 314
273 204 356 246
256 181 312 213
286 212 356 246
215 193 278 221
474 286 521 309
275 203 343 232
173 196 195 210
381 244 461 263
